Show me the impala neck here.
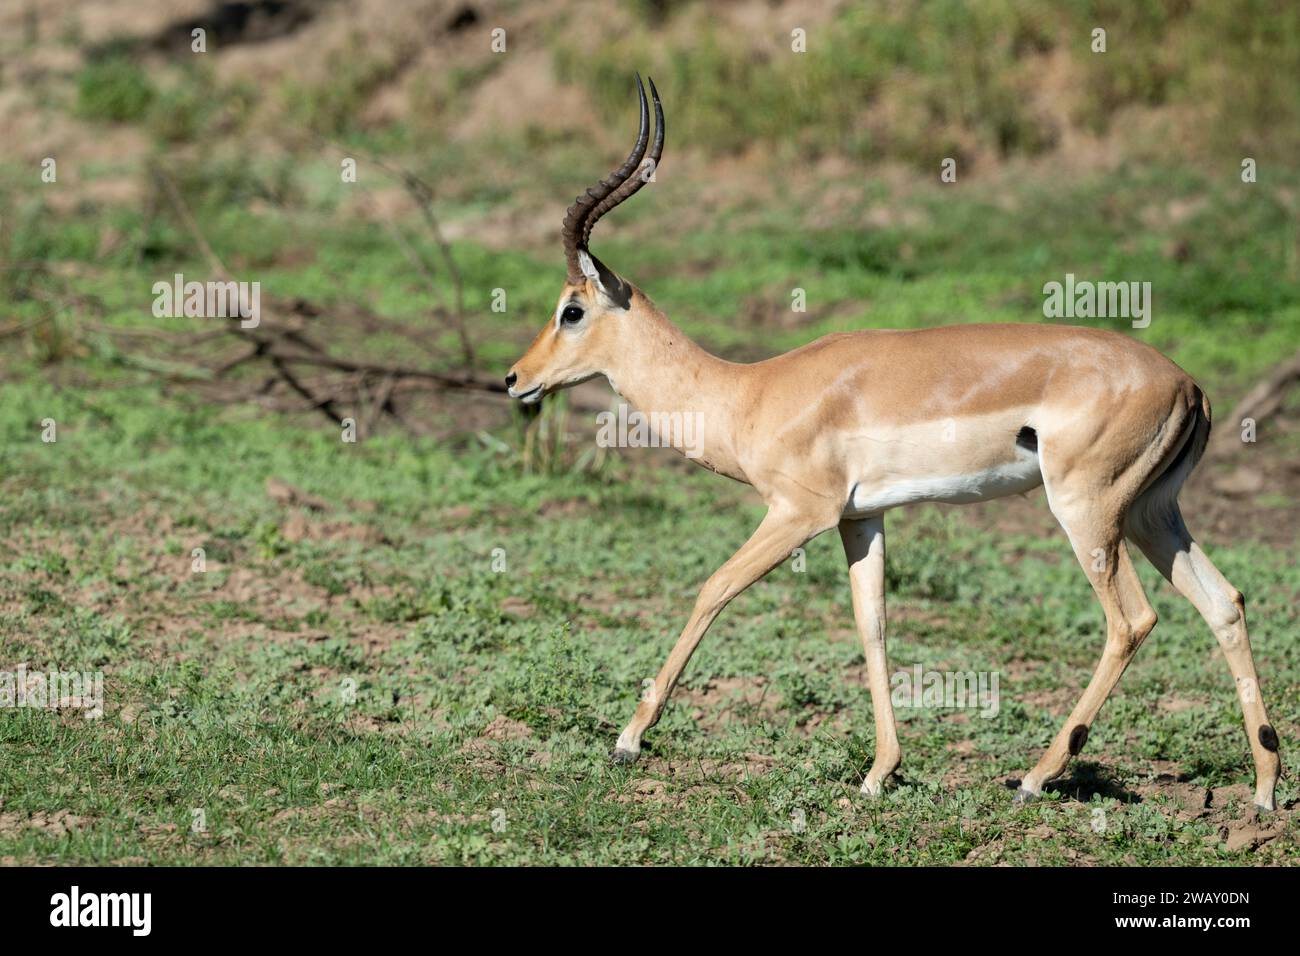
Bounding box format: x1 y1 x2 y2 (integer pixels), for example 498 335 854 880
602 302 749 481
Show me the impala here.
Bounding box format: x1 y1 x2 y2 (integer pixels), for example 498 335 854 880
506 76 1281 811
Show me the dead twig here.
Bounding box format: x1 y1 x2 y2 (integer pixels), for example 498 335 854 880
1211 349 1300 455
145 162 503 434
270 356 346 426
319 136 475 372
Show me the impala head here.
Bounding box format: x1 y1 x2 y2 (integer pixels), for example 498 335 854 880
506 75 664 404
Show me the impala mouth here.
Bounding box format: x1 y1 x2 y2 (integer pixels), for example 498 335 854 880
511 383 545 404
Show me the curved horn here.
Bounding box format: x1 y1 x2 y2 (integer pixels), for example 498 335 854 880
580 77 664 249
561 74 650 282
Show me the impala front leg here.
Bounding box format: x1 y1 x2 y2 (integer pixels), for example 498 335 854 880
612 502 833 763
839 516 900 796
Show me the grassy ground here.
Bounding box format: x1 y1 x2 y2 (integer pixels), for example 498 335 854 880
2 152 1298 864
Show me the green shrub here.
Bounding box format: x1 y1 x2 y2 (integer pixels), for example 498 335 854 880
75 56 155 122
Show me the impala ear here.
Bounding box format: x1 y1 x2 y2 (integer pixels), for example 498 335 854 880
578 249 632 310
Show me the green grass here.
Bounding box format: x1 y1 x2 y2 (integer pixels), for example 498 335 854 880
1 145 1298 864
0 366 1296 864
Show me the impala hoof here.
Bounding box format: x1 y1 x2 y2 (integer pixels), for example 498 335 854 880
1253 801 1275 815
1013 788 1039 805
860 773 895 798
610 747 640 766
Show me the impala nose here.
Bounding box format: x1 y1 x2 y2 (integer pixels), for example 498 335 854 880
505 371 517 389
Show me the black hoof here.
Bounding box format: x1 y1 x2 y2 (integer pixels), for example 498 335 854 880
610 747 640 766
1253 802 1275 815
1013 788 1039 805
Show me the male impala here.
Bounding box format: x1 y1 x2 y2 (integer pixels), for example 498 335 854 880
506 76 1281 811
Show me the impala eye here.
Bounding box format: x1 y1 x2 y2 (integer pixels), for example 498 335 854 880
560 305 584 325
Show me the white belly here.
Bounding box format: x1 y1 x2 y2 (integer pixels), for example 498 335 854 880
844 456 1043 518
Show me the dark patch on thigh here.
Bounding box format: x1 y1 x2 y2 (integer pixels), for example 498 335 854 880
1068 723 1089 755
1015 426 1038 453
1259 724 1279 752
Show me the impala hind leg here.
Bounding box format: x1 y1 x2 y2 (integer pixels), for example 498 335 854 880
612 502 834 764
1018 509 1158 801
1127 505 1281 811
839 516 900 796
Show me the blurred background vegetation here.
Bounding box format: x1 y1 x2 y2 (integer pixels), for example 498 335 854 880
2 0 1297 589
2 0 1299 367
0 0 1298 865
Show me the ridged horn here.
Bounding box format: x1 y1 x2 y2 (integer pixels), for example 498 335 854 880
560 74 664 282
579 77 664 249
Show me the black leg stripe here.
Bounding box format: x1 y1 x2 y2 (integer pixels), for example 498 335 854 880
1068 724 1089 755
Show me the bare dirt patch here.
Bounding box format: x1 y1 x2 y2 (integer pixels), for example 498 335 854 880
0 808 91 837
610 751 778 808
674 675 783 732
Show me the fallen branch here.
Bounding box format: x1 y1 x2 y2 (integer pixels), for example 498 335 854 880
319 135 474 372
1211 349 1300 455
270 356 345 425
144 165 503 433
259 346 505 392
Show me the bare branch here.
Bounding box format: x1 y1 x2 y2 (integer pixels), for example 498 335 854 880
143 161 504 433
1211 349 1300 455
318 136 475 371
